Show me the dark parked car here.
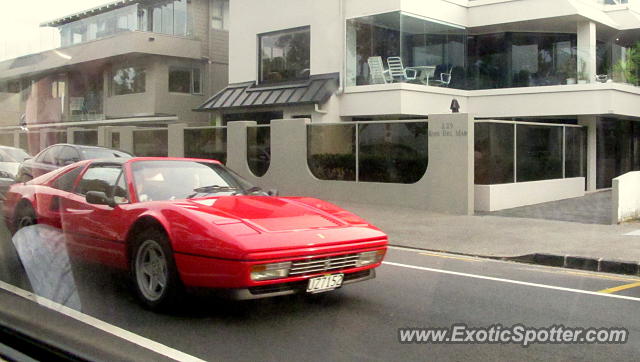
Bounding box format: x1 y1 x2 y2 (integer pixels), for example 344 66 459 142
16 144 132 182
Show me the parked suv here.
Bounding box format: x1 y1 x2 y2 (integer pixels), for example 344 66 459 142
16 144 132 182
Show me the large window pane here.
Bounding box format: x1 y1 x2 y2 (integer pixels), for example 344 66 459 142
346 12 466 88
307 124 356 181
565 127 587 179
259 27 310 83
357 122 428 184
111 67 146 95
596 118 640 189
184 128 227 163
0 134 14 147
474 123 515 184
516 125 563 182
59 4 139 47
133 129 168 157
247 127 270 177
169 68 191 93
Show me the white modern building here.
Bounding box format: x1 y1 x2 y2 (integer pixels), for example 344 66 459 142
197 0 640 211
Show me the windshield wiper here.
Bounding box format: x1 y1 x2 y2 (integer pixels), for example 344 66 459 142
187 185 239 199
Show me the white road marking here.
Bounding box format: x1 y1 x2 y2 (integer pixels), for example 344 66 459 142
625 229 640 236
0 280 205 362
382 261 640 303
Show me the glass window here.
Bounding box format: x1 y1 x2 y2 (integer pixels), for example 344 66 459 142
346 12 467 88
211 0 229 31
52 166 83 192
565 127 587 179
58 4 139 47
111 67 146 95
77 165 122 196
55 146 81 166
247 127 270 177
259 27 310 83
133 129 168 157
113 171 129 204
184 128 227 163
474 123 515 184
307 124 356 181
358 122 428 184
131 161 255 202
80 148 131 159
169 67 202 94
516 125 563 182
37 147 57 165
74 130 98 146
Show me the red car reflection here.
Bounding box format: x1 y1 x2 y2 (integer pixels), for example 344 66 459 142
3 158 388 310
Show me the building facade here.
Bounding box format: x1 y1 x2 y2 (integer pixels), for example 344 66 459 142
0 0 230 131
198 0 640 195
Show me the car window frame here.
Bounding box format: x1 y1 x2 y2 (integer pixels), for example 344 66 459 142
74 162 128 202
35 147 56 165
50 165 84 193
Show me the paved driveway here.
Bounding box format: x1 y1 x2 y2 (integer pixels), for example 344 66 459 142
479 191 612 225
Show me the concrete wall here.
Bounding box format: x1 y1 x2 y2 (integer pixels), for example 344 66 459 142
475 178 586 212
225 113 475 215
612 171 640 224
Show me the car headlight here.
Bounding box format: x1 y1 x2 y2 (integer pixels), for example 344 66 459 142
250 261 292 281
356 250 386 267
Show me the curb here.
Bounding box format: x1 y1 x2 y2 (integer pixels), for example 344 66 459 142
509 253 640 276
388 245 640 276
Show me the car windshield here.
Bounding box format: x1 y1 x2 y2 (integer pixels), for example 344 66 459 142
0 148 28 162
81 148 132 159
131 160 258 201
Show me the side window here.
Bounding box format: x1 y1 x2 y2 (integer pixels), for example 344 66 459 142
112 172 129 204
56 146 81 166
52 166 83 192
76 165 122 196
36 148 55 164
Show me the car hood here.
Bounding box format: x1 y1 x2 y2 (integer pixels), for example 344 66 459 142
182 196 347 232
167 196 386 258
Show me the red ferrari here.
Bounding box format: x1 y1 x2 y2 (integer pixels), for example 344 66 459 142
3 158 387 310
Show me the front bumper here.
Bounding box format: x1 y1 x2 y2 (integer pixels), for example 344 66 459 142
196 269 375 300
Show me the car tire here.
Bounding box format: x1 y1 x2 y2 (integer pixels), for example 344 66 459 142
130 228 182 311
14 202 37 232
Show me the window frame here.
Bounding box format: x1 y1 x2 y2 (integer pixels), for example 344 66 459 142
74 163 129 203
258 26 311 85
110 66 146 96
168 66 203 95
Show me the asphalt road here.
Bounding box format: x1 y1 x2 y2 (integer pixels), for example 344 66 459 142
1 226 640 361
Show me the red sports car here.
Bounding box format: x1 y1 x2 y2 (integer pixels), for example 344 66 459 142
3 157 387 310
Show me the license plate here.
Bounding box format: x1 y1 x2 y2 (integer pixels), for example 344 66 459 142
306 273 344 293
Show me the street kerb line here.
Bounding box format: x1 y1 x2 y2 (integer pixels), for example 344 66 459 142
382 261 640 302
0 280 205 362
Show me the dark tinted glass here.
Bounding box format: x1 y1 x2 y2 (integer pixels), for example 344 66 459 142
358 122 428 183
133 129 168 157
475 123 515 184
74 130 98 146
184 128 227 163
56 146 81 166
77 165 122 195
259 27 310 83
516 125 563 182
565 127 587 179
307 124 356 181
246 127 270 177
52 166 83 192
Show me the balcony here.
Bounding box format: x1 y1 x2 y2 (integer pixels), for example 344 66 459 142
0 30 202 81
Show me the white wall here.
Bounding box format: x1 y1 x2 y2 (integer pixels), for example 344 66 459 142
475 178 586 212
612 171 640 224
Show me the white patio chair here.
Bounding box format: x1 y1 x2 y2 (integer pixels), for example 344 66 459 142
367 56 389 84
432 67 453 87
386 57 417 82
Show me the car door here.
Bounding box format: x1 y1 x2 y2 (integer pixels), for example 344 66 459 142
60 163 131 268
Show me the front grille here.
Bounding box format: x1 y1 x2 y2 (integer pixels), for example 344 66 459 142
288 253 360 276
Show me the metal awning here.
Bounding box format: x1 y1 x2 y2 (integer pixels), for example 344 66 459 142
195 73 339 112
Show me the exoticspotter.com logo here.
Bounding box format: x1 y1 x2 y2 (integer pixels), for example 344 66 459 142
398 324 628 347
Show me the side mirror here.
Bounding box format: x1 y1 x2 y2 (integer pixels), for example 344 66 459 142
86 191 116 207
267 189 279 196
